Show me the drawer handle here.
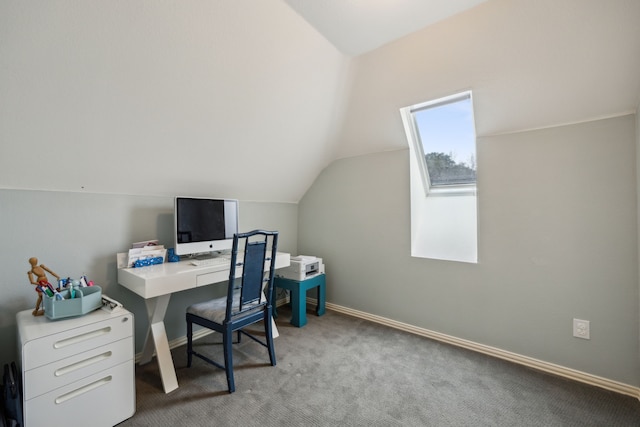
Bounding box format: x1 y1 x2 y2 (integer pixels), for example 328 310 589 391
55 375 112 404
53 327 111 349
55 351 112 377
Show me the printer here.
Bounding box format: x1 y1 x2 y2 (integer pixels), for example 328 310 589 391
277 255 324 281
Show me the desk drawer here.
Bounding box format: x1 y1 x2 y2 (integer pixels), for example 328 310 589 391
23 313 133 370
196 270 230 287
24 337 133 400
24 360 135 427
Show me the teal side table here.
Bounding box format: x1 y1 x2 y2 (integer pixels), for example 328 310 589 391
273 274 325 327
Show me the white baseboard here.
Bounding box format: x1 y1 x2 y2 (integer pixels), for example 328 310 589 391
325 301 640 400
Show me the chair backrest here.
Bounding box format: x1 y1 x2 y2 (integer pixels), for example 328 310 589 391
225 230 279 323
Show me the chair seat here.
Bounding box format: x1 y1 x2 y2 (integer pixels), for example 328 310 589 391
187 290 264 324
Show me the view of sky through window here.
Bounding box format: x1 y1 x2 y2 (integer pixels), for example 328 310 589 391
413 94 476 186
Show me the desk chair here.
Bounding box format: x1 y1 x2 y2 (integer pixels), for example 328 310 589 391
186 230 279 393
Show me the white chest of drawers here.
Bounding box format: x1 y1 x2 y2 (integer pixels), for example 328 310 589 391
16 308 135 427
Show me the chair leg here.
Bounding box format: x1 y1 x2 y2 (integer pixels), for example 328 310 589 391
265 311 276 366
223 329 235 393
186 317 193 368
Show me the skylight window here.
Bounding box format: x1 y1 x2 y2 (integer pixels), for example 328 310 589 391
405 91 476 195
400 91 478 263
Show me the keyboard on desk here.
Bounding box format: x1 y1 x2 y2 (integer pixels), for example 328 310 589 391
189 257 231 268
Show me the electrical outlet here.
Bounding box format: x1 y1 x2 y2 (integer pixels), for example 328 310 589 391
573 319 590 340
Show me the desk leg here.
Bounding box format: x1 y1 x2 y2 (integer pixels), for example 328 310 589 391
141 295 179 394
291 286 307 327
316 276 326 317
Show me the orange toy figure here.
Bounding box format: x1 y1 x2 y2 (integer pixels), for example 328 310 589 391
27 257 61 316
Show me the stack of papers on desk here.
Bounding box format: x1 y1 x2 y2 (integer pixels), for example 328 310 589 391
117 240 167 268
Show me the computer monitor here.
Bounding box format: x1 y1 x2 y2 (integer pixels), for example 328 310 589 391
174 197 239 257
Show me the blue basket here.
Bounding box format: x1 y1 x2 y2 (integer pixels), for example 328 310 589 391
43 286 102 320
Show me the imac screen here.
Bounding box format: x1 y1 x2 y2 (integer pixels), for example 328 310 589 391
176 198 225 244
174 197 238 256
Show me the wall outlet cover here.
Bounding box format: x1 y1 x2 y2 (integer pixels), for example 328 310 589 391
573 318 590 340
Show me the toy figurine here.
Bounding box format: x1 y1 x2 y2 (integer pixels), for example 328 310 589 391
27 257 60 316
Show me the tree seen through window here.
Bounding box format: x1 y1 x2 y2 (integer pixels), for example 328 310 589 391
425 151 476 186
412 92 476 189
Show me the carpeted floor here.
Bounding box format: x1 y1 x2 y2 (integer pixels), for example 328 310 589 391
118 306 640 426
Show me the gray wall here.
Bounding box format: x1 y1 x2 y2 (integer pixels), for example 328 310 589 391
298 114 640 386
0 190 297 362
2 116 637 388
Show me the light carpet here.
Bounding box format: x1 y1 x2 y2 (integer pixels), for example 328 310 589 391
117 307 640 426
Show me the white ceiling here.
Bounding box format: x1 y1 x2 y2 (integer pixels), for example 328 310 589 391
284 0 489 56
1 0 639 203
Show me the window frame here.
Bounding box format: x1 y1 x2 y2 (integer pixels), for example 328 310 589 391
402 91 477 197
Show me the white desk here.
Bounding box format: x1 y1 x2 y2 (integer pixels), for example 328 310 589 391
118 252 290 393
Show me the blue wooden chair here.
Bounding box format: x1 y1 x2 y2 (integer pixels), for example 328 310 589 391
186 230 279 393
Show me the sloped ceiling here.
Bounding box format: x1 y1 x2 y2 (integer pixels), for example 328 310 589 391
289 0 640 160
334 0 640 160
1 0 639 203
283 0 489 56
0 0 349 203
